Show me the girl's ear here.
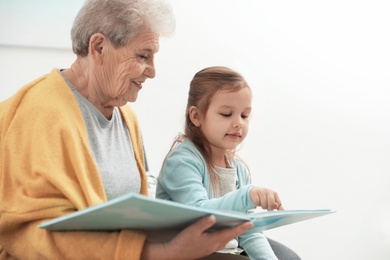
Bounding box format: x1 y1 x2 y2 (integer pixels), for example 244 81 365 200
189 106 202 127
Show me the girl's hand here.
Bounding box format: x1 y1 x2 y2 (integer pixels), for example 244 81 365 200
249 186 283 211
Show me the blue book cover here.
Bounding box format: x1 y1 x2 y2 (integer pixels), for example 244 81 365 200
39 193 335 241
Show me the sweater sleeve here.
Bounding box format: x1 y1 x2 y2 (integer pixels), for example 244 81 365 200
156 141 255 212
238 233 278 260
0 70 147 259
1 212 147 259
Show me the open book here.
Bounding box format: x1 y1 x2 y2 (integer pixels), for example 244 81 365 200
39 193 335 241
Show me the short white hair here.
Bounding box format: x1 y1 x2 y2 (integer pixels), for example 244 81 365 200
71 0 175 56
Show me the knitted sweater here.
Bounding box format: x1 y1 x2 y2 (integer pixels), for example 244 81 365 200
0 69 148 259
156 139 277 260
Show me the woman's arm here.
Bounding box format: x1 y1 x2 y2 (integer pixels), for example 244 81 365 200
141 215 253 260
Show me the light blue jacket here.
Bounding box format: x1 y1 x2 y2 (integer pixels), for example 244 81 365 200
156 139 277 260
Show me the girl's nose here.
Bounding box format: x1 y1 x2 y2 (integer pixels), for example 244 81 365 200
233 119 243 129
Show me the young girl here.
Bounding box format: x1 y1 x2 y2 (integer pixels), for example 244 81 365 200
156 66 283 259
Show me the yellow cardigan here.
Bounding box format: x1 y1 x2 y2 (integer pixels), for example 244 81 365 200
0 69 148 259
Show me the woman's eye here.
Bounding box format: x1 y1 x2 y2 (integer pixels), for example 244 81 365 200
139 54 148 60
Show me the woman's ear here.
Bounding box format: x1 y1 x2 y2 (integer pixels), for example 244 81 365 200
89 33 105 61
189 106 202 127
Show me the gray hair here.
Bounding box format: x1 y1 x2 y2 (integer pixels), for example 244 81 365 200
71 0 175 56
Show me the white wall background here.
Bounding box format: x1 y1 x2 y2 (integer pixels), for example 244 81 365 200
1 1 389 259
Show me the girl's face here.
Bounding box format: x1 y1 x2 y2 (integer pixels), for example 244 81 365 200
200 87 252 156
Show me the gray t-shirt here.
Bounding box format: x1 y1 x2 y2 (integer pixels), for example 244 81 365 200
214 166 241 254
61 71 141 200
214 166 238 196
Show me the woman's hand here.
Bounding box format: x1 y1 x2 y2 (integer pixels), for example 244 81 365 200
141 215 253 260
249 186 284 211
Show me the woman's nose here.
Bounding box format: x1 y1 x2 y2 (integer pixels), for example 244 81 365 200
144 62 156 79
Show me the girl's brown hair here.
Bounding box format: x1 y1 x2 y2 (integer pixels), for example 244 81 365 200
172 66 251 195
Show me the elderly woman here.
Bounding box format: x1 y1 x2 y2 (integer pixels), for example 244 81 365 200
0 0 253 259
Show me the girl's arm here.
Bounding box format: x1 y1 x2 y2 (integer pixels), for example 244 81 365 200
157 150 255 212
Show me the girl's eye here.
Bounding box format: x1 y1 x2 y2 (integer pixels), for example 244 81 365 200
241 114 249 119
221 113 231 117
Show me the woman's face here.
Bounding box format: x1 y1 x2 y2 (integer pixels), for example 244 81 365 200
95 28 159 107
